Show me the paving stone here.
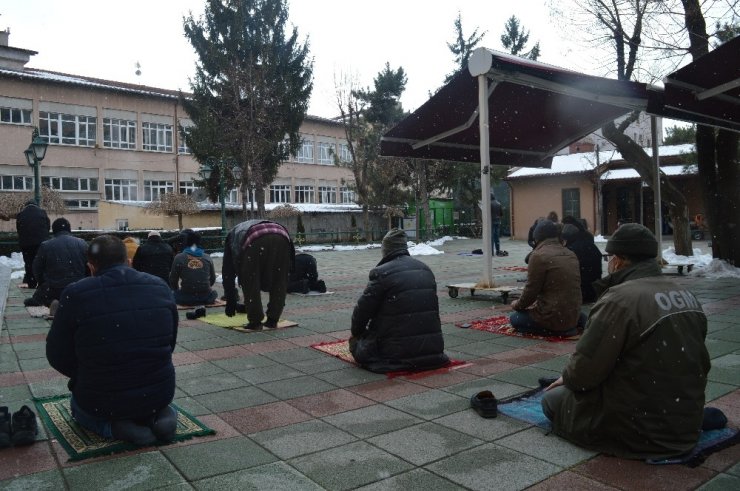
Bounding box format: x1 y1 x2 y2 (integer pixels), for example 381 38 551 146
526 470 620 490
368 422 482 465
251 419 356 459
287 388 374 417
64 451 184 490
489 366 554 388
194 385 277 412
233 364 305 384
313 367 386 387
575 454 716 489
257 374 337 399
289 441 413 491
210 354 277 372
434 407 529 441
0 469 66 491
697 473 740 491
177 372 248 397
497 427 597 466
355 468 466 491
192 462 323 490
384 389 469 420
163 437 276 481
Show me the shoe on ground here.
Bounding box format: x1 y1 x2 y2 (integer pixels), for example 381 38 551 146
470 390 498 418
496 251 505 256
244 322 263 331
0 407 11 448
23 297 42 307
702 407 728 431
185 310 198 320
312 280 327 293
11 405 38 446
263 318 279 329
194 307 206 318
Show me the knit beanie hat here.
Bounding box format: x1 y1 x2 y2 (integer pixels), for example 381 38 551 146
561 224 580 244
533 219 559 243
605 223 658 257
184 230 201 247
381 228 408 257
52 218 71 234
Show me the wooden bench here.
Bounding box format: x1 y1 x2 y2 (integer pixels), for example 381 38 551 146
446 283 523 304
662 262 694 275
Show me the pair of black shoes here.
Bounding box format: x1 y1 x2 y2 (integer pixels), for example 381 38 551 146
0 405 38 448
185 307 206 320
470 390 498 418
244 317 279 331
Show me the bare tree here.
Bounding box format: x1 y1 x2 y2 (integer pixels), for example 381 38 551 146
0 187 66 221
146 192 200 229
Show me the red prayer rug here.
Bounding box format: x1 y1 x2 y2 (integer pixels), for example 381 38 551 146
310 339 471 378
456 315 580 342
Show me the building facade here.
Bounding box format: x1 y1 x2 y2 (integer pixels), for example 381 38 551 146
0 31 356 232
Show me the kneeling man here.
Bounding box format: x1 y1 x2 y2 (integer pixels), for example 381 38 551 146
350 229 449 373
542 224 710 459
47 235 179 446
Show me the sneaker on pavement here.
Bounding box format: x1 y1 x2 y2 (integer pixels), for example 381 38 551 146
11 405 38 446
263 318 279 329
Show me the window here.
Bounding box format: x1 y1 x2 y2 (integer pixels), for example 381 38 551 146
142 122 173 152
295 139 314 163
225 188 239 203
64 199 98 209
116 219 129 231
39 111 96 146
295 185 314 203
340 186 356 204
178 138 192 155
0 175 33 191
42 176 98 192
144 180 175 201
0 106 32 125
318 186 337 204
269 185 291 203
317 142 333 164
105 179 138 201
562 188 581 219
103 118 136 149
338 143 351 163
179 180 197 195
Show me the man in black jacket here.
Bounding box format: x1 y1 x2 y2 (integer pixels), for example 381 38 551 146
15 200 50 288
132 231 173 283
25 218 87 307
350 228 449 373
47 235 178 446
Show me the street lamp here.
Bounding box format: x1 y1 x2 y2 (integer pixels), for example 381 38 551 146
23 127 48 205
201 158 238 235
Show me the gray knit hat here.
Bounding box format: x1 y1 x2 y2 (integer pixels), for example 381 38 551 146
561 224 580 244
381 228 408 257
533 219 559 243
606 223 658 257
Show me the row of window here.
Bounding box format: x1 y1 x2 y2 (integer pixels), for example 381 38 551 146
294 140 351 164
0 106 32 125
268 185 354 204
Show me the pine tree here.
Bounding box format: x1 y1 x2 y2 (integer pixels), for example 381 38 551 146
500 16 540 60
182 0 313 217
444 12 486 84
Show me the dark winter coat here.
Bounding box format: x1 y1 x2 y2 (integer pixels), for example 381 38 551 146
169 246 216 296
32 231 88 289
565 239 603 303
46 265 178 420
554 260 709 459
132 236 174 283
350 250 448 373
490 199 503 224
515 238 582 332
16 202 50 247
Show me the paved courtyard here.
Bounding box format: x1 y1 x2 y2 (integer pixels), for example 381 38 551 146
0 237 738 490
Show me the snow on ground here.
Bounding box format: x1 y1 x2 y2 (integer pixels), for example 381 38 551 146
661 246 740 279
0 252 26 278
298 235 457 256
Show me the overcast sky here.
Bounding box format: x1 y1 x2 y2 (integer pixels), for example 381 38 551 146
2 0 602 118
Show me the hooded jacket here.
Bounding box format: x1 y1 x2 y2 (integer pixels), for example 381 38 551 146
46 265 178 420
516 237 582 331
169 246 216 296
554 260 710 459
350 250 448 373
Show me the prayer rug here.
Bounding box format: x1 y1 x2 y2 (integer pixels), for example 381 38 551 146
26 305 51 319
496 266 528 272
497 387 740 467
176 298 227 310
34 395 215 461
199 312 298 332
456 316 580 342
310 339 471 378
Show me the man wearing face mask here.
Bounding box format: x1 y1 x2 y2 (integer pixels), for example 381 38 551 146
541 224 711 459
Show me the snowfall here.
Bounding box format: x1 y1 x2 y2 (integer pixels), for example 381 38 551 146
2 236 739 281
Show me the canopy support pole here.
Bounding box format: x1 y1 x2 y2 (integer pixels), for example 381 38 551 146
478 74 493 287
651 116 662 263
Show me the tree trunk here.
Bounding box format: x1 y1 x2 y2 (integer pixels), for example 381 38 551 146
716 130 740 265
602 122 693 255
363 204 371 242
177 213 183 230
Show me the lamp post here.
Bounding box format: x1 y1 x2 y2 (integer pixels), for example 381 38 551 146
201 158 238 236
23 127 48 205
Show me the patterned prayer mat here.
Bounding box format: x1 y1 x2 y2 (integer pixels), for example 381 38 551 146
176 298 227 310
497 388 740 467
310 339 471 378
34 395 215 461
456 316 580 342
199 312 298 332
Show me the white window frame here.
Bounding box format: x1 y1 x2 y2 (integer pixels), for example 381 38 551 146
338 143 351 163
340 186 356 204
269 184 291 203
0 106 32 125
142 122 173 152
64 199 98 209
295 185 314 203
318 186 337 204
105 179 138 201
0 175 34 191
295 139 314 163
103 118 137 149
144 180 175 201
179 181 197 195
39 111 97 147
317 142 333 165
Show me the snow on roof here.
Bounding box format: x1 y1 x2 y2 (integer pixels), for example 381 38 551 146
601 164 697 181
108 200 362 213
507 144 694 179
